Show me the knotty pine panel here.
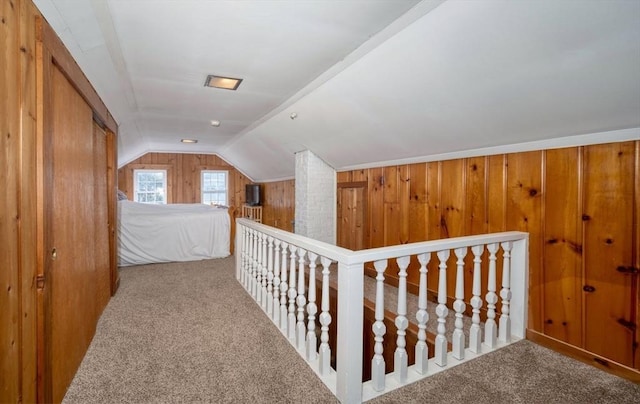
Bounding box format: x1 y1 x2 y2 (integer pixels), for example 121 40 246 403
1 0 22 400
464 157 488 300
440 159 467 297
487 154 507 233
336 171 351 183
426 162 442 288
466 157 488 235
18 2 38 402
506 151 543 331
368 167 385 248
1 1 39 402
543 147 583 347
408 163 428 243
635 142 640 370
352 169 368 182
583 142 635 367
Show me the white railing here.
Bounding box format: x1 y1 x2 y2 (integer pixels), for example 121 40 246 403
235 218 529 403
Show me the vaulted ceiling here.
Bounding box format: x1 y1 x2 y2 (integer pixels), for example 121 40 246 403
34 0 640 181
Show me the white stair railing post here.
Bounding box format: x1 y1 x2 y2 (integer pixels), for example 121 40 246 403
371 259 387 392
394 256 410 384
435 249 450 367
499 241 513 343
296 248 307 351
287 245 298 342
272 239 281 325
452 247 467 360
266 236 274 317
485 243 499 348
415 252 430 374
469 245 484 354
510 236 529 339
318 256 333 376
279 241 289 332
306 252 318 361
336 260 364 404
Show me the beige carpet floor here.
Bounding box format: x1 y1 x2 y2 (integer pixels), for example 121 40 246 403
63 257 640 403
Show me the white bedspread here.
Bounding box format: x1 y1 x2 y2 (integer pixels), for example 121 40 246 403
118 201 230 267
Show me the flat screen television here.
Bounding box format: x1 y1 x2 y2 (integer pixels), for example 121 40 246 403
245 184 261 206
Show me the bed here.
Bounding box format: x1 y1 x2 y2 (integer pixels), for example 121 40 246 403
117 200 236 267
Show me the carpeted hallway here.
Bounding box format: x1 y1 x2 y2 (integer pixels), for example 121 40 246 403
63 257 640 403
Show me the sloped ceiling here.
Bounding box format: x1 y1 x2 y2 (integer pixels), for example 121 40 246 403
34 0 640 182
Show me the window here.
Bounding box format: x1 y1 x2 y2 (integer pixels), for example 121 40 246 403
201 170 228 206
133 169 167 204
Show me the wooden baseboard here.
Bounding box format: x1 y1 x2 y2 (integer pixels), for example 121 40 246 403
526 329 640 383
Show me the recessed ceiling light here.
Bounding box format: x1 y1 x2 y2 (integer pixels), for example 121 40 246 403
210 120 221 127
181 139 198 143
204 75 243 91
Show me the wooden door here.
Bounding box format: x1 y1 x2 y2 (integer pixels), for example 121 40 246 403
337 185 366 250
45 64 100 403
583 142 636 366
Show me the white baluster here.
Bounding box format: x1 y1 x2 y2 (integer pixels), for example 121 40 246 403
306 252 318 361
394 256 410 383
255 232 262 302
239 226 246 285
469 245 484 354
279 242 289 332
251 230 258 298
485 243 499 348
272 239 281 326
415 252 430 374
245 227 253 291
371 259 387 392
244 228 250 290
287 245 298 342
266 236 274 317
296 248 307 351
435 250 450 367
499 241 513 343
318 256 333 376
452 247 467 360
261 233 268 309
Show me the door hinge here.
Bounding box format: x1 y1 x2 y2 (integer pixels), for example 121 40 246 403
36 274 45 290
616 265 639 274
617 318 637 332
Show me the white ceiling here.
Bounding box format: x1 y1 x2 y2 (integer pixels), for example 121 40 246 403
34 0 640 181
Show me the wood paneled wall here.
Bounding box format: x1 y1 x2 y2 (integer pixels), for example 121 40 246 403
1 1 38 402
337 141 639 371
118 153 252 207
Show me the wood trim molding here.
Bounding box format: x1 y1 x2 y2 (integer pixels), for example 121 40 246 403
526 329 640 383
337 181 368 189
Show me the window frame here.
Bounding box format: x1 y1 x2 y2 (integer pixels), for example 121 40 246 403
201 169 229 206
133 169 168 204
